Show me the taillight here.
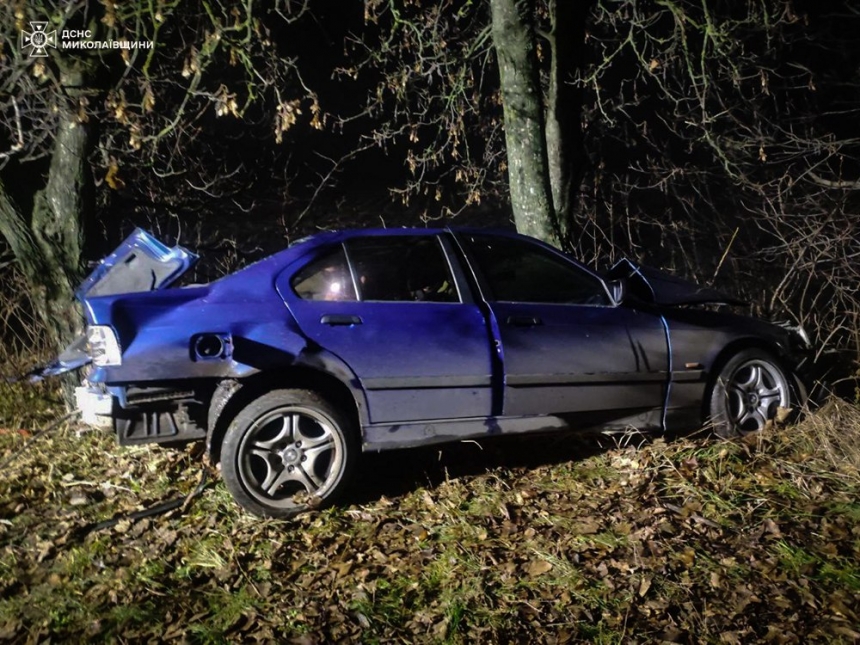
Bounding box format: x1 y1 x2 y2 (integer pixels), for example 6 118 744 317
86 325 122 366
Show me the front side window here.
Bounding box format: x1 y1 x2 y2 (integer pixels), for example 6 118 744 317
291 247 358 301
463 234 610 305
346 236 458 303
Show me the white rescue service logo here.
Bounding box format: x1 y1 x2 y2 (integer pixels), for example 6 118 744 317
20 22 57 58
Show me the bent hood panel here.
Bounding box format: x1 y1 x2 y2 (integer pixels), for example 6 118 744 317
607 259 747 307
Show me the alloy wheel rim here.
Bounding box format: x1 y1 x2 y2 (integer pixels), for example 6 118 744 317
237 406 345 509
724 359 789 433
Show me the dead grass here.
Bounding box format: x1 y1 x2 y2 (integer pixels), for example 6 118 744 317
1 394 860 643
774 398 860 482
0 264 52 367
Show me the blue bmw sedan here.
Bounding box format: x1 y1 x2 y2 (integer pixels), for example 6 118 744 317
49 227 810 517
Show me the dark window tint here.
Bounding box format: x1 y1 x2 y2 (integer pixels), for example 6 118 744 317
464 234 610 305
347 236 458 302
291 246 357 301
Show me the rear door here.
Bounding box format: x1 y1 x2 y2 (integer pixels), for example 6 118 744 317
457 233 668 420
279 233 493 424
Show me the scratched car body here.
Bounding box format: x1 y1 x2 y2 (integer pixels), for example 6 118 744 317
54 228 811 517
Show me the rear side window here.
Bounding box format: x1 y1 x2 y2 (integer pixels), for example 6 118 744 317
291 247 358 301
346 236 459 302
463 234 610 305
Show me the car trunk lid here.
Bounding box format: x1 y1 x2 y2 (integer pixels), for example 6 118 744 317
27 229 197 380
76 228 197 299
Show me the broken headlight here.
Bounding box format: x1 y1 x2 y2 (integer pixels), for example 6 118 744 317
793 325 812 349
775 321 812 350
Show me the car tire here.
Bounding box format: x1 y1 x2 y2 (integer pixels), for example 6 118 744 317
708 348 792 438
220 389 356 518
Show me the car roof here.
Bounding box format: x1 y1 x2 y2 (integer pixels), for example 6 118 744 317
216 226 584 290
293 226 524 247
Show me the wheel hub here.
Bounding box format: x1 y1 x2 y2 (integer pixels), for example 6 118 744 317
746 392 760 406
282 447 302 465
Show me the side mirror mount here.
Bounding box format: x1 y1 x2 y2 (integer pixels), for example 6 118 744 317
607 278 625 305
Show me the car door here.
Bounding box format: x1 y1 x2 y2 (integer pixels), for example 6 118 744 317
279 233 494 424
456 232 668 420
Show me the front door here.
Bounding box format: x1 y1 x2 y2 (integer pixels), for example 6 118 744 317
457 233 668 420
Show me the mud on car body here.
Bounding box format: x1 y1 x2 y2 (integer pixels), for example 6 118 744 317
43 227 812 518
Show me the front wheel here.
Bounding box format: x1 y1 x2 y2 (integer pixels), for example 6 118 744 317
708 349 792 438
220 389 356 518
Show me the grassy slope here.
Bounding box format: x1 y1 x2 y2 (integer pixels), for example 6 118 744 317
1 387 860 644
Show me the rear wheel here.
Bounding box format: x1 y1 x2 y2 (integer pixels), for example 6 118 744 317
220 389 356 518
708 349 792 438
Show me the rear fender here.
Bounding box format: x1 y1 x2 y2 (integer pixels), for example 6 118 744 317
205 347 368 464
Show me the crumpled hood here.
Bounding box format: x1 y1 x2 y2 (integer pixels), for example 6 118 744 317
607 258 747 307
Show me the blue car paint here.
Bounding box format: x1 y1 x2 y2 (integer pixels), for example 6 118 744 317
83 235 322 376
481 301 669 417
80 233 375 432
27 229 199 381
68 227 803 453
282 297 495 423
77 228 198 300
276 231 495 425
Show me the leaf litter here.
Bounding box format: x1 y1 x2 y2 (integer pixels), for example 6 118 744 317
0 400 859 643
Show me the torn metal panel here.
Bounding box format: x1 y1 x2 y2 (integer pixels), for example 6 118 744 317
26 334 90 381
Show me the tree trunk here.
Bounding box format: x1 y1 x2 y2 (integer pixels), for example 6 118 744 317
545 0 590 246
490 0 558 246
0 64 94 402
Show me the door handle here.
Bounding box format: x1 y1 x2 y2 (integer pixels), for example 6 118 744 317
320 314 363 326
506 315 542 327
